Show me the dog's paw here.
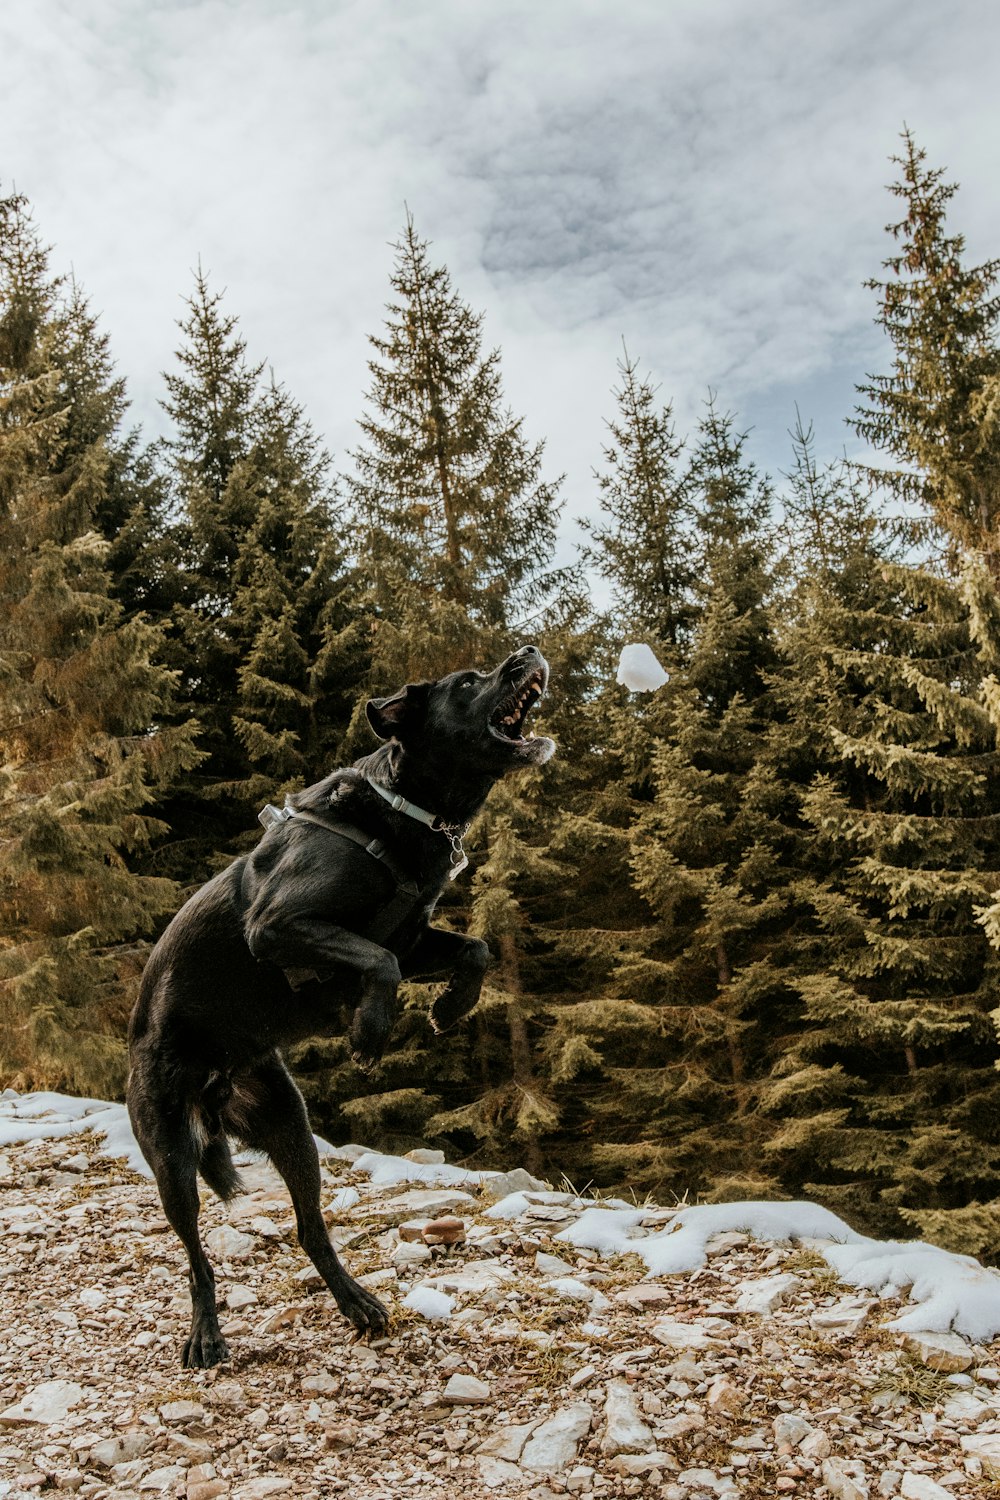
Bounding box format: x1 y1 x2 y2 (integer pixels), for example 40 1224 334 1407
349 1048 381 1074
336 1280 390 1339
182 1326 230 1369
430 985 479 1034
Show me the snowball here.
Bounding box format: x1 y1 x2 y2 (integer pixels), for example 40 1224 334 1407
616 643 669 692
402 1286 454 1321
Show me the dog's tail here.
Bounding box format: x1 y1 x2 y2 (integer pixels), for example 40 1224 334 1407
196 1132 244 1204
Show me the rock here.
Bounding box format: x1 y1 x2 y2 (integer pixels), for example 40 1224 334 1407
650 1317 720 1351
902 1331 974 1373
773 1414 813 1448
404 1147 446 1163
422 1258 515 1293
160 1399 206 1424
942 1390 992 1423
392 1240 432 1266
233 1481 292 1499
90 1432 153 1467
610 1452 675 1476
399 1220 431 1243
486 1167 549 1198
520 1403 593 1473
960 1434 1000 1479
422 1216 466 1246
535 1251 575 1275
478 1419 542 1462
735 1273 801 1315
442 1374 491 1404
225 1285 257 1310
373 1188 475 1223
614 1283 676 1312
600 1379 654 1455
478 1456 524 1488
801 1429 832 1460
822 1457 870 1500
293 1265 324 1289
205 1224 257 1261
168 1431 214 1463
676 1469 737 1496
246 1215 282 1238
0 1380 88 1425
140 1465 187 1493
302 1372 338 1395
546 1277 609 1311
707 1374 745 1417
188 1482 228 1500
78 1287 106 1309
877 1475 901 1498
900 1476 954 1499
810 1297 875 1335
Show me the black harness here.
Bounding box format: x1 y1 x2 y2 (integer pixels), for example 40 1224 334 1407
259 802 422 946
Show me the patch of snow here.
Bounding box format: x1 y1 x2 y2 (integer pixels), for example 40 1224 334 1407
634 1201 863 1277
555 1206 647 1255
351 1149 488 1188
616 643 669 692
402 1286 454 1321
822 1238 1000 1342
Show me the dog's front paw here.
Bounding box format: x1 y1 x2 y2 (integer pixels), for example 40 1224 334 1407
430 982 480 1034
182 1324 230 1369
335 1278 390 1339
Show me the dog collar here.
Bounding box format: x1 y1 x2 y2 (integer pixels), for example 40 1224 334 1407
364 776 470 879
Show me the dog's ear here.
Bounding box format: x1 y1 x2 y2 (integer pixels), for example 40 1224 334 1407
365 681 432 741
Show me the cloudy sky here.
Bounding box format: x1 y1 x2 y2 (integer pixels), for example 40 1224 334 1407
3 0 999 568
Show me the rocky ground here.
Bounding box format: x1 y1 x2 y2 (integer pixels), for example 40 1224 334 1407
2 1130 1000 1500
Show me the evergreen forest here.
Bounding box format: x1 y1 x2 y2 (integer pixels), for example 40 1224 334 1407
4 134 1000 1259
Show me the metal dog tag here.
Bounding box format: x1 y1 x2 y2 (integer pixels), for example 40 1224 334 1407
449 852 469 881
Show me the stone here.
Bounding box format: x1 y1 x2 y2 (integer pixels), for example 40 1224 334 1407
735 1273 801 1315
960 1434 1000 1479
422 1258 515 1293
140 1466 187 1493
392 1240 432 1266
225 1285 257 1310
478 1456 524 1488
614 1283 676 1312
822 1457 870 1500
520 1403 593 1473
160 1399 206 1424
373 1188 475 1223
900 1476 954 1499
810 1297 875 1335
546 1277 609 1311
535 1251 575 1275
205 1224 257 1261
422 1216 466 1246
773 1414 813 1448
707 1374 745 1416
902 1331 974 1373
233 1482 292 1499
90 1432 152 1467
442 1373 491 1404
478 1420 542 1462
188 1482 228 1500
650 1317 720 1351
600 1379 654 1456
404 1148 445 1164
486 1167 548 1198
610 1453 675 1476
801 1429 832 1460
302 1372 338 1395
0 1380 88 1426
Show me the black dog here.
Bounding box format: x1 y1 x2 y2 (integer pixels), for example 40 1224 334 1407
127 645 553 1368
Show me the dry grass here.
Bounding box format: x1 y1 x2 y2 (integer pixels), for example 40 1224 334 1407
872 1353 953 1409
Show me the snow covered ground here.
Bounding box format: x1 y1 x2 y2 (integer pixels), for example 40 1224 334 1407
4 1087 1000 1343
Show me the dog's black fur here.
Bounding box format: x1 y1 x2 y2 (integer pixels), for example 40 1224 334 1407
127 646 554 1369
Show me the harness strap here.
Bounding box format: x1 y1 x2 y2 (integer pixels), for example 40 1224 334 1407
259 802 421 947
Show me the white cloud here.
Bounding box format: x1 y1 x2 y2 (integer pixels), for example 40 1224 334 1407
2 0 999 579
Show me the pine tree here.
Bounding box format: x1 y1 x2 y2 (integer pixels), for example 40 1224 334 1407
761 536 1000 1250
583 346 697 652
542 402 794 1200
298 217 575 1160
153 275 360 876
0 193 200 1094
855 130 1000 569
347 214 564 692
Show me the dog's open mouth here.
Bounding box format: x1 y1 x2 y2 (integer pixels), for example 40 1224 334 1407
489 670 546 746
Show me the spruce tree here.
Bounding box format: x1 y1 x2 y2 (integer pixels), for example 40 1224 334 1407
583 347 697 652
855 130 1000 569
153 274 359 876
0 193 199 1094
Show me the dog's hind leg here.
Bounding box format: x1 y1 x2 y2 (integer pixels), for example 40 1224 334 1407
127 1077 229 1369
226 1055 389 1339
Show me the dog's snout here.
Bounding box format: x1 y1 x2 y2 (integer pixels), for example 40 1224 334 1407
514 644 542 661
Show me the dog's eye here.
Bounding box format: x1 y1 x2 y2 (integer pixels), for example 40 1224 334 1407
460 677 477 690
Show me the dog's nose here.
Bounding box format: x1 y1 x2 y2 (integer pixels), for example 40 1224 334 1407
514 644 542 660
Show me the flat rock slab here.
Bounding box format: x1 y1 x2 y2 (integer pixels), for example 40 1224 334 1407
600 1378 654 1455
442 1373 491 1404
735 1273 801 1315
961 1433 1000 1479
614 1283 677 1311
520 1403 593 1473
0 1379 89 1426
903 1330 974 1372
